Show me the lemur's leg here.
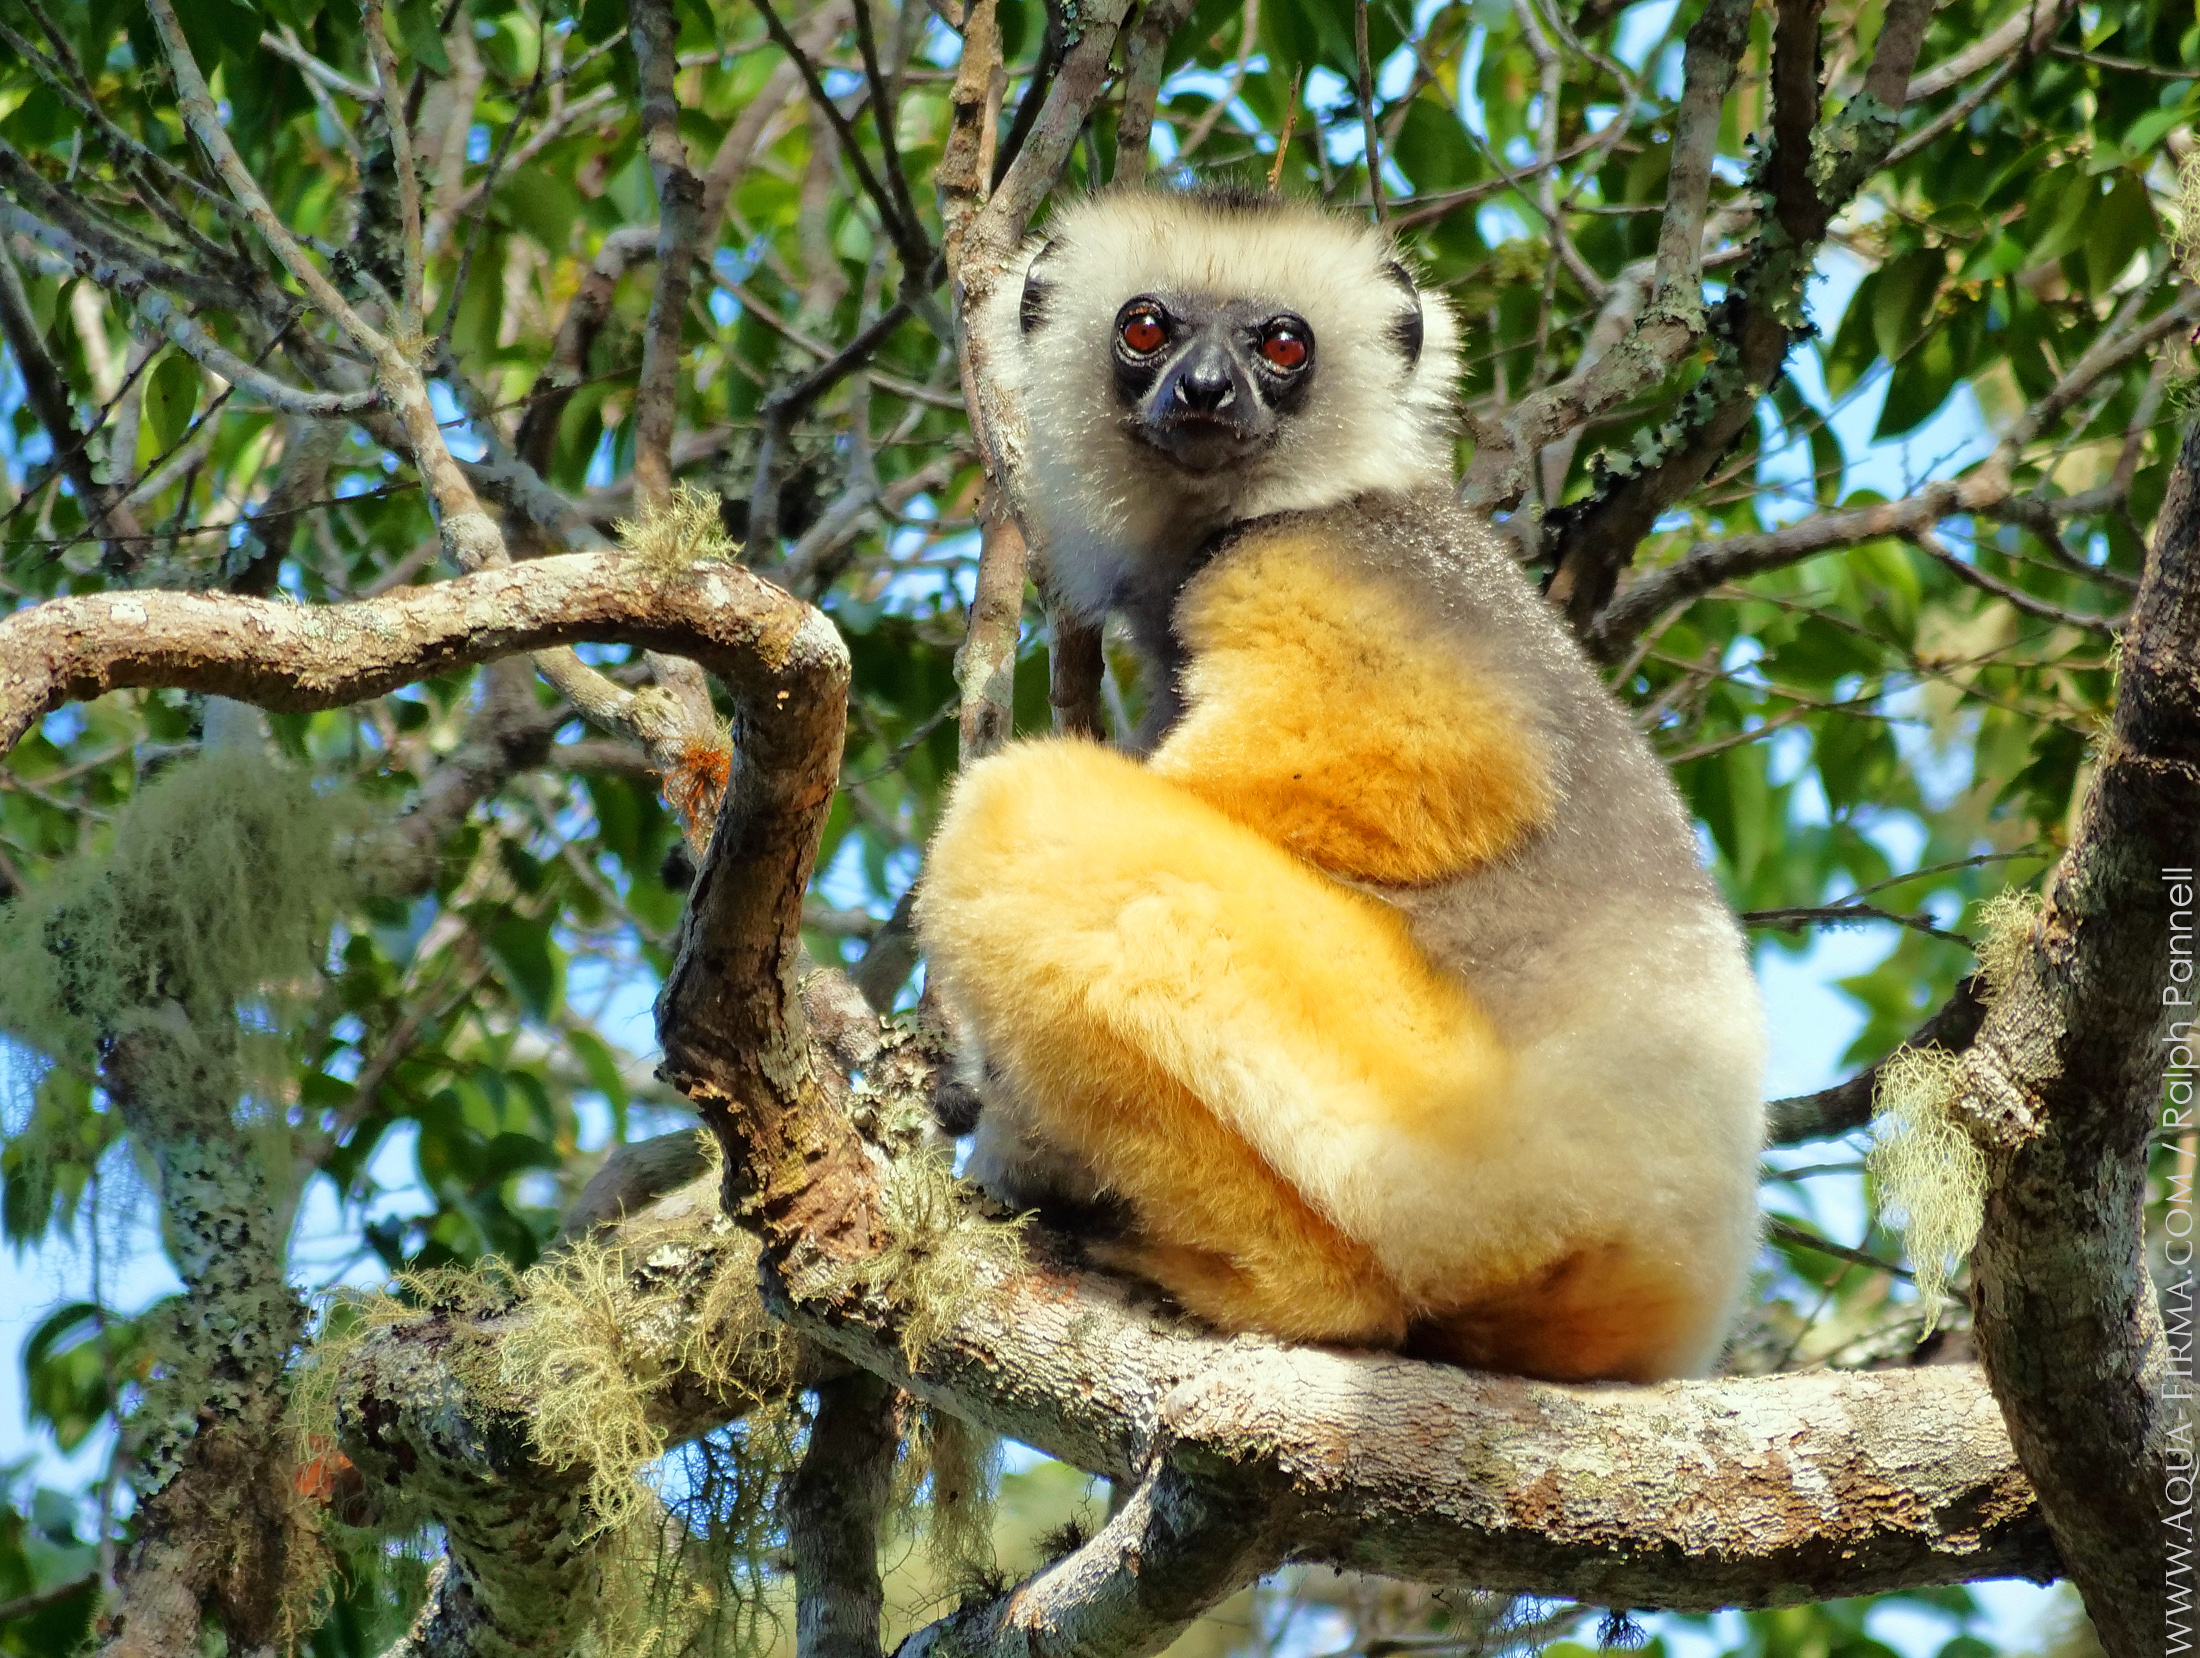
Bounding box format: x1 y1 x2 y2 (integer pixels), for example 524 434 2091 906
917 741 1515 1348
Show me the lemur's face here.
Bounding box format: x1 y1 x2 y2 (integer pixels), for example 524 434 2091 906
1105 293 1316 475
997 194 1460 580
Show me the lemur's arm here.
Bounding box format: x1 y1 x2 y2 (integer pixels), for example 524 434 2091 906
1148 532 1555 885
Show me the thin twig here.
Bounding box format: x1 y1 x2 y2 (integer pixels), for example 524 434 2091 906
1355 0 1387 221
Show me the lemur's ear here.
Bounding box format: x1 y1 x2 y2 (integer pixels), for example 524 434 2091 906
1382 261 1425 369
1019 240 1060 335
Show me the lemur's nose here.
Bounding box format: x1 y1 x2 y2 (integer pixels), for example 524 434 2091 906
1174 348 1236 411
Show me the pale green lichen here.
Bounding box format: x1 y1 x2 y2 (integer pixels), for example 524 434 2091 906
292 1177 804 1658
2174 147 2200 280
0 745 360 1134
616 482 743 571
805 1150 1028 1368
1863 886 2038 1332
895 1403 1001 1587
1971 886 2044 1004
1868 1045 1986 1333
0 748 365 1645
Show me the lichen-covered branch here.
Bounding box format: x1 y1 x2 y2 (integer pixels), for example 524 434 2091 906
1545 0 1937 632
337 1181 821 1658
0 548 827 758
1956 422 2200 1658
97 1062 306 1658
1457 0 1751 514
631 0 704 513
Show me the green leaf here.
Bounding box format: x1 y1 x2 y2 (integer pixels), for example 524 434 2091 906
1874 326 1957 440
1871 250 1942 363
393 0 451 73
24 1302 150 1453
1392 97 1477 193
2085 171 2156 291
1816 714 1899 814
485 912 561 1021
2125 104 2191 155
567 1028 630 1112
143 351 200 455
496 168 586 256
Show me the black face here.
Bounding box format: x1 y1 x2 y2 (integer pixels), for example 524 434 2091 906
1106 293 1317 475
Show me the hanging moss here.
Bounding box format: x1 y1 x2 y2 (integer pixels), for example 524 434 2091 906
2175 147 2200 280
0 745 359 1130
1867 1046 1985 1334
896 1402 1002 1589
294 1167 806 1658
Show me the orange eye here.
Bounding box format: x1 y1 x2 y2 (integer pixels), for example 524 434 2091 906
1260 324 1309 371
1120 307 1167 354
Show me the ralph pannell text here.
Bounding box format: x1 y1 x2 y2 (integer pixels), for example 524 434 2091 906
2164 862 2193 1653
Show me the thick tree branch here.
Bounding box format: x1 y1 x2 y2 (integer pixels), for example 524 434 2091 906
788 1373 898 1658
984 0 1135 251
0 549 830 759
1958 422 2200 1658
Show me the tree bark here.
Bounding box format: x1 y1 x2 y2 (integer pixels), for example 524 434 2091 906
1961 423 2200 1658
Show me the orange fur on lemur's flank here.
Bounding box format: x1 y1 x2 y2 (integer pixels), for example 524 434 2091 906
915 189 1767 1382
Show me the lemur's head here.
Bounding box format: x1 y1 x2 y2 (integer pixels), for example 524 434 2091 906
982 188 1461 617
